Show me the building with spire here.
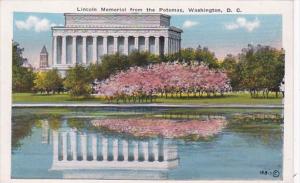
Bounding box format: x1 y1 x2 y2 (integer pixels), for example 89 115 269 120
39 45 49 69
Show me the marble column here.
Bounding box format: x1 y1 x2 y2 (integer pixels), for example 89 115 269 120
168 38 172 54
153 140 159 161
103 36 108 55
102 137 108 160
92 134 97 160
168 38 171 55
145 36 149 53
53 131 58 161
173 38 176 53
62 36 66 65
174 38 177 53
164 37 169 55
114 36 118 53
81 133 87 160
134 141 139 161
113 139 118 160
177 39 180 52
134 37 139 51
176 38 179 53
70 131 77 160
53 36 57 65
142 141 148 161
72 36 76 64
163 141 168 161
172 38 175 54
123 140 128 161
41 120 49 144
96 135 102 160
171 38 174 54
82 36 87 64
93 36 97 63
124 36 129 55
155 36 160 55
179 39 181 52
62 132 67 160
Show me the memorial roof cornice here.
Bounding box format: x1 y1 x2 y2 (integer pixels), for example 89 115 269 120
51 26 183 33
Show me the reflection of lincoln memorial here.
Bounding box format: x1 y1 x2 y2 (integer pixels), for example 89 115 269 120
40 116 179 179
50 130 178 171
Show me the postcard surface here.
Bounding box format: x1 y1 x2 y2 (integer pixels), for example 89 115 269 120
0 0 295 182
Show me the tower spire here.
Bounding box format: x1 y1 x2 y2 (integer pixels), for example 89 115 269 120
40 45 49 68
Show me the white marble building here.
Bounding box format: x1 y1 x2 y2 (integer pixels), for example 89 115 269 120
51 13 183 74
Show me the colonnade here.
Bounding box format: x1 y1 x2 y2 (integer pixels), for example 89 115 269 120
53 35 181 65
52 131 178 163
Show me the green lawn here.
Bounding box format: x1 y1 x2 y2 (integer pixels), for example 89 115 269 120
12 92 283 105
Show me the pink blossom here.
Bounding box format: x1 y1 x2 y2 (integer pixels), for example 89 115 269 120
91 118 227 139
94 63 231 99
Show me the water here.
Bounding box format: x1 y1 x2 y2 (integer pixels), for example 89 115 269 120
12 107 283 180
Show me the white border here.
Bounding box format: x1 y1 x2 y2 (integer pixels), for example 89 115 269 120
293 0 299 182
0 0 294 183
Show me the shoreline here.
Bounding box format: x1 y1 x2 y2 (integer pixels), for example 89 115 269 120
12 103 283 109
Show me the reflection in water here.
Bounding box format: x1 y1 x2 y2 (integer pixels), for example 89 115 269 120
42 119 179 179
12 107 283 180
52 130 178 168
41 120 50 144
91 118 226 139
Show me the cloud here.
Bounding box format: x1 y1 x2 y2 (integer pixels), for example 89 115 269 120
15 16 61 32
182 20 199 28
224 17 260 32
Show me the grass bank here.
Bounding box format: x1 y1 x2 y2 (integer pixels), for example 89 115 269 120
13 92 283 105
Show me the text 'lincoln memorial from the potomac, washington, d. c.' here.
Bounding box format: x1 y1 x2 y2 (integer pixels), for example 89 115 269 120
51 13 182 74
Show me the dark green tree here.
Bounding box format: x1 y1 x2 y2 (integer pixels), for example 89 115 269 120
194 46 219 68
128 51 150 66
179 48 194 64
44 69 63 93
87 63 103 81
221 54 241 91
238 44 284 98
63 64 93 97
12 42 35 92
100 53 129 80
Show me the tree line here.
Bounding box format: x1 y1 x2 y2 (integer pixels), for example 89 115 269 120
12 42 284 98
221 44 284 98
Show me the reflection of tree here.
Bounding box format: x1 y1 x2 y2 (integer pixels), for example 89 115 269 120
157 112 225 120
150 110 283 147
12 115 36 150
179 134 219 142
67 118 86 130
34 115 62 130
226 113 283 148
12 112 62 150
48 115 61 130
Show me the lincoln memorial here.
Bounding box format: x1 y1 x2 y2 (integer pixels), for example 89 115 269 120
51 13 183 74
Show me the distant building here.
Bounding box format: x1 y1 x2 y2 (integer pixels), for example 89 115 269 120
40 45 49 68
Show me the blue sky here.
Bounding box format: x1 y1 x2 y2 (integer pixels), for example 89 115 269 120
13 12 282 67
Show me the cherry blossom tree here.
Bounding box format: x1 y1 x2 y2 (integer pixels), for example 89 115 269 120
94 62 231 103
